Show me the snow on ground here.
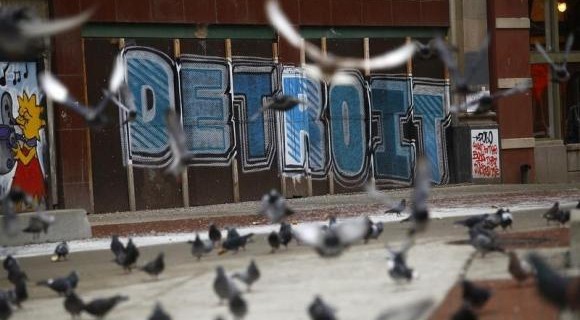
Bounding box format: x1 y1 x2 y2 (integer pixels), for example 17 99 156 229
2 200 576 259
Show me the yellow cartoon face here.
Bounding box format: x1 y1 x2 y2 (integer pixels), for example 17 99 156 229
15 91 45 140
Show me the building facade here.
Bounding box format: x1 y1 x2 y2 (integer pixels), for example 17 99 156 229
0 0 575 214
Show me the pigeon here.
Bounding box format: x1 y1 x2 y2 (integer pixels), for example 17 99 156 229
213 266 240 304
228 293 248 320
0 5 93 59
450 82 530 114
453 214 491 229
535 34 574 82
64 290 84 319
22 212 55 240
52 241 69 262
543 202 560 225
258 189 295 224
434 35 490 95
386 238 416 283
266 0 415 82
462 280 491 308
364 217 384 244
450 302 478 320
189 234 214 260
165 109 188 178
498 208 513 231
114 238 139 272
37 271 79 296
401 157 432 235
308 296 337 320
267 231 281 253
527 253 579 309
140 253 165 279
6 267 27 287
279 222 293 248
83 295 128 318
6 278 27 309
220 233 254 255
321 216 337 232
469 225 504 257
384 199 406 216
110 235 125 258
105 56 137 123
209 224 222 245
39 57 127 128
375 298 434 320
413 39 439 60
294 217 368 258
576 200 580 209
508 251 532 284
0 290 12 320
148 303 172 320
3 255 19 274
226 227 241 240
1 188 33 236
248 95 306 122
232 260 260 292
556 210 571 226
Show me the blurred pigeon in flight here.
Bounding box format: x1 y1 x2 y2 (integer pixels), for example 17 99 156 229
22 212 55 240
189 234 214 260
413 39 438 60
164 109 188 178
434 36 490 95
462 280 491 309
266 0 415 82
140 252 165 279
52 241 69 262
148 303 172 320
209 223 222 245
0 5 93 59
375 298 434 320
259 189 294 224
1 188 34 236
401 157 431 235
527 252 580 310
450 302 477 320
308 296 337 320
294 217 368 258
450 82 530 114
365 184 407 216
233 260 260 292
279 222 294 248
64 290 84 319
576 200 580 209
213 266 240 305
248 95 306 122
385 199 406 216
535 34 574 82
39 55 128 127
229 293 248 320
37 271 79 296
386 238 417 283
110 235 125 258
364 217 384 244
83 295 128 319
508 251 532 284
469 225 504 257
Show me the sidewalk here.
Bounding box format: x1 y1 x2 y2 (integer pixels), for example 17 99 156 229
89 183 580 237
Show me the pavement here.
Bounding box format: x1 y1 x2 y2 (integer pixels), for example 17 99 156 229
0 183 578 319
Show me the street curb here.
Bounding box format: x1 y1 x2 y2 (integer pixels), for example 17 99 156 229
1 209 92 246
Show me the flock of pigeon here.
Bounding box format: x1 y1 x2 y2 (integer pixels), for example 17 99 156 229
0 0 579 319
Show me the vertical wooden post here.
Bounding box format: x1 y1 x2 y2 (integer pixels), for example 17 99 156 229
173 39 190 208
226 39 240 203
321 37 334 195
364 37 375 190
406 37 413 77
119 38 136 211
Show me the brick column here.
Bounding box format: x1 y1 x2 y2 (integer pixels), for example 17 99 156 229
487 0 535 183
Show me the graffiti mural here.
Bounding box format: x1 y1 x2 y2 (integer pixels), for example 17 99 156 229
0 62 47 204
120 46 456 192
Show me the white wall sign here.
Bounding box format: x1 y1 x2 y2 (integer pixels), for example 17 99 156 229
471 129 501 179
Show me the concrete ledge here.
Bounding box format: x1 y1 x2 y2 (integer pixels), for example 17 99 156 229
501 137 535 150
496 17 530 29
571 210 580 268
497 77 532 89
0 209 91 247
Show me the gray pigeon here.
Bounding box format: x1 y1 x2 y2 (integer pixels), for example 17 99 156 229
83 295 128 318
189 234 213 260
53 241 69 262
469 225 505 257
259 189 295 224
148 303 171 320
22 212 55 240
140 253 165 279
1 188 33 236
110 235 125 258
385 199 406 216
213 266 240 304
279 222 293 248
267 231 281 253
308 296 337 320
249 95 305 122
400 157 431 236
535 34 574 82
164 109 189 178
232 260 260 292
37 271 79 296
64 290 84 319
364 218 384 244
294 218 368 258
543 202 560 225
115 238 139 272
0 290 12 320
386 238 417 283
228 294 248 320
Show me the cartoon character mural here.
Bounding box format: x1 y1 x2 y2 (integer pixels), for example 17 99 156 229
119 47 454 194
0 62 47 205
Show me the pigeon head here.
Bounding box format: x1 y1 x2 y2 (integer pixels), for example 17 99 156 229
216 266 226 276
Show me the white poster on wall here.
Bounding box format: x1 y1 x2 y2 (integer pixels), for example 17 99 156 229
471 129 501 179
